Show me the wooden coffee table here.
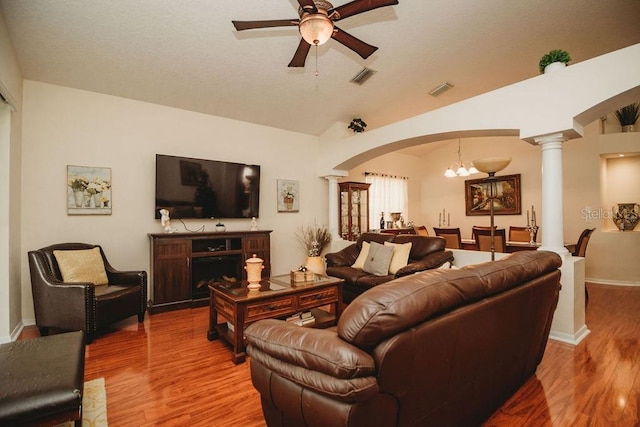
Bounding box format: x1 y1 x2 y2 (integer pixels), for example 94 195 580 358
207 274 344 364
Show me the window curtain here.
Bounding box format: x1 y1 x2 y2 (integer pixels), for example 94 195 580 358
365 172 409 229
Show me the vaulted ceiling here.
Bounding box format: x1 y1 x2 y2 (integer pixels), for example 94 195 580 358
2 0 640 136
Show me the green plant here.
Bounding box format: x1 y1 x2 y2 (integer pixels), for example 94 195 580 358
538 49 571 73
614 103 640 126
348 118 367 133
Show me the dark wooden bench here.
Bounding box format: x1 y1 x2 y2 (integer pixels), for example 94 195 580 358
0 331 85 426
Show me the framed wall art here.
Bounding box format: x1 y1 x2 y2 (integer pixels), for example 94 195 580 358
67 165 112 215
465 173 521 216
277 179 299 212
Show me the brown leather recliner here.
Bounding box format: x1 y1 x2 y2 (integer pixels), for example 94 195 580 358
245 251 562 427
325 232 454 303
28 243 147 343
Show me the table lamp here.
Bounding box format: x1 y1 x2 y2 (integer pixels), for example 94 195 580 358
472 157 512 260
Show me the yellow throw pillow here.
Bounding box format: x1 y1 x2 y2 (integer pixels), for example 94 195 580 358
384 241 413 275
53 247 109 286
351 241 371 269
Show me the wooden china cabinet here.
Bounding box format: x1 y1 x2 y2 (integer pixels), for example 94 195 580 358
338 181 370 241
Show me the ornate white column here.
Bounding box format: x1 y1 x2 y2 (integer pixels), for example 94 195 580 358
535 133 570 258
534 132 589 345
323 175 341 240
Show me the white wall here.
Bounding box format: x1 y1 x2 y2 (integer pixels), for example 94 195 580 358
20 80 327 321
0 6 23 341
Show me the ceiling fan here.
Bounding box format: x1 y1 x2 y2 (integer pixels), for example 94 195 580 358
232 0 399 67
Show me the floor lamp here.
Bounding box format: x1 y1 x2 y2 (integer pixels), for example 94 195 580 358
472 157 512 261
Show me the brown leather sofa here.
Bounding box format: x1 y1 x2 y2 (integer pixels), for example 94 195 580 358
28 243 147 343
245 251 562 427
325 232 454 303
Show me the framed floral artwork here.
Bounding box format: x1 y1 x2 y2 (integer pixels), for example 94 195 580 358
67 165 112 215
277 179 299 212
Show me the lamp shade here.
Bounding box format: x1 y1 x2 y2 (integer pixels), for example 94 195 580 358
444 168 457 178
473 157 512 174
299 13 334 45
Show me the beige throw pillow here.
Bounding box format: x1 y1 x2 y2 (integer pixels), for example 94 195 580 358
53 247 109 286
351 241 371 269
384 241 413 274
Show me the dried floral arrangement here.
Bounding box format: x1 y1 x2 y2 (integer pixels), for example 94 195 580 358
296 222 332 257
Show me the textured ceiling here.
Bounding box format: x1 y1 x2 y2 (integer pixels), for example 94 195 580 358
2 0 640 137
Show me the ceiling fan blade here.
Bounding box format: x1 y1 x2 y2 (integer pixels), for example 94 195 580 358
232 19 299 31
297 0 318 12
330 0 399 20
331 27 378 59
288 39 312 67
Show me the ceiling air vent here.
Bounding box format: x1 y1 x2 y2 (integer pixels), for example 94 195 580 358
429 82 453 96
350 68 377 85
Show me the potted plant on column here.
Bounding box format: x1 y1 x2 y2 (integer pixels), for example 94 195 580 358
614 103 639 132
538 49 571 74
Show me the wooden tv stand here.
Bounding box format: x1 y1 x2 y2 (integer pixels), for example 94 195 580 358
148 230 271 314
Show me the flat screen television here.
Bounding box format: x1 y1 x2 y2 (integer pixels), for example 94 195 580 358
155 154 260 219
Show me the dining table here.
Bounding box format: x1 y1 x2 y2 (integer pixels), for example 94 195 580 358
460 239 574 253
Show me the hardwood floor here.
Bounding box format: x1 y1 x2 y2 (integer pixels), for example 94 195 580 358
20 283 640 426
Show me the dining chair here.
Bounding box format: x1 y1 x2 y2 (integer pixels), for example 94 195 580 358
572 228 595 305
509 226 535 242
433 227 462 249
474 228 507 253
471 225 495 242
572 228 595 257
413 225 429 236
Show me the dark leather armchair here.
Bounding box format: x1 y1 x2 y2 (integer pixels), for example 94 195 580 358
28 243 147 343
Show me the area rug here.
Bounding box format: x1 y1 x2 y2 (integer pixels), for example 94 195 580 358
57 377 108 427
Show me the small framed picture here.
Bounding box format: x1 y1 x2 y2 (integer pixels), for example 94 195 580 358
67 165 112 215
277 179 299 212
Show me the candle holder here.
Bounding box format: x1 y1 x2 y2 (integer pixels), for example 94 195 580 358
526 224 539 245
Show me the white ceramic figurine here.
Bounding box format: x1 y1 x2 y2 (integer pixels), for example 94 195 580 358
159 209 174 232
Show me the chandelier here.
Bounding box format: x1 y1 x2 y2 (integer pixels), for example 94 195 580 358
444 139 479 178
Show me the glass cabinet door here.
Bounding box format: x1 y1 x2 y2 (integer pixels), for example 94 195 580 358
338 182 370 241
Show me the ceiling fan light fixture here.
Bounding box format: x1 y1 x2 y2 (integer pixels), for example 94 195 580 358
299 13 334 45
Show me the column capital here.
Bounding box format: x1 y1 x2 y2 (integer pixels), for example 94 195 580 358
322 175 342 181
534 132 568 146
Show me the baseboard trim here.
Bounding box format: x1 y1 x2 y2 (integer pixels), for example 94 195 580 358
587 278 640 286
549 324 590 346
0 321 26 343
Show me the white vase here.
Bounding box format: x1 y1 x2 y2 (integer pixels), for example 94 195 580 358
305 256 326 276
622 125 635 132
544 62 566 73
73 191 84 207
